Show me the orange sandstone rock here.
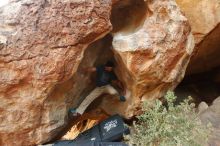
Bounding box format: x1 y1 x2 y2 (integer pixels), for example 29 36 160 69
0 0 112 145
176 0 220 74
0 0 194 145
100 0 194 118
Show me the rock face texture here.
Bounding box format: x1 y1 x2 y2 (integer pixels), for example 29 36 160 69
199 97 220 146
176 0 220 74
0 0 194 145
99 0 194 118
0 0 112 145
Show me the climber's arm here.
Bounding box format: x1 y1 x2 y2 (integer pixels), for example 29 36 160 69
86 67 96 72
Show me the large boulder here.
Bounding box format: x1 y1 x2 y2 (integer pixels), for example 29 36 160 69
100 0 194 117
0 0 112 145
0 0 194 145
176 0 220 74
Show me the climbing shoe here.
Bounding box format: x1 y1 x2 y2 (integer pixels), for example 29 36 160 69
119 96 126 102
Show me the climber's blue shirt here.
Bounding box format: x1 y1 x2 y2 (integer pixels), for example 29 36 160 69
96 65 117 87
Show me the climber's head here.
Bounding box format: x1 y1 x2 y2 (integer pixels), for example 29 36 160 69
105 61 114 72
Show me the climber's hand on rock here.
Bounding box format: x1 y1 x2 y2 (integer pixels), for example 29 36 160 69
80 67 96 74
85 67 96 73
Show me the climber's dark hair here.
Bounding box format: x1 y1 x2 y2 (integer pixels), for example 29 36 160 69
105 61 114 67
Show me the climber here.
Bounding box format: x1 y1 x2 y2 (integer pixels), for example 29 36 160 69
69 61 126 117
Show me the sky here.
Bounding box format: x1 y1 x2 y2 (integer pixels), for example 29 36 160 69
0 0 9 7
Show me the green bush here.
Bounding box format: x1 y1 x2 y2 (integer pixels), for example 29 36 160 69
126 91 211 146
